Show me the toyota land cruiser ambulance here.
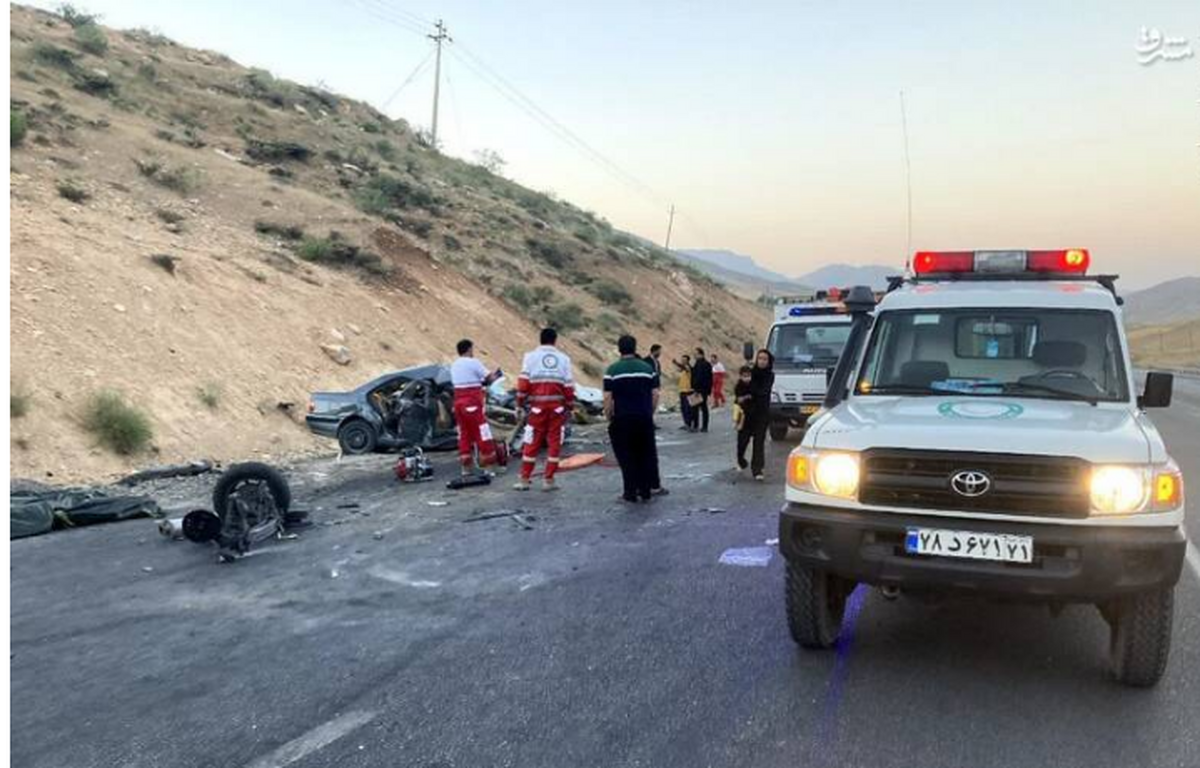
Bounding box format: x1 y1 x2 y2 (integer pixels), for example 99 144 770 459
766 293 854 441
779 249 1186 687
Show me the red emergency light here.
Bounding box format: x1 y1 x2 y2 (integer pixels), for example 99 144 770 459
913 249 1089 276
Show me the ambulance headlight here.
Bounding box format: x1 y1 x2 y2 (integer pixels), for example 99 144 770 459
789 449 860 499
1089 465 1148 515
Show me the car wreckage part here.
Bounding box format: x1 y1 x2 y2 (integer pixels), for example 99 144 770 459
182 508 222 543
209 463 292 561
395 448 434 482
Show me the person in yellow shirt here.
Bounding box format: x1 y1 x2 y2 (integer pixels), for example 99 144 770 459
672 354 696 431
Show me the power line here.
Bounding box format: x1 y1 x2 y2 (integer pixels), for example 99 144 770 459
381 48 434 111
349 0 428 36
362 0 432 29
449 40 664 207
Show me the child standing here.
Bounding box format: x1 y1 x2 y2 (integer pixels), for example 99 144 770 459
732 365 753 466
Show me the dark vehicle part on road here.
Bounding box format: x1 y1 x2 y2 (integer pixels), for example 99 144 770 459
10 487 162 539
117 460 214 487
182 463 292 562
394 447 435 482
447 474 492 490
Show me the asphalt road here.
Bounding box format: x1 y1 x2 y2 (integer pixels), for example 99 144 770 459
11 384 1200 768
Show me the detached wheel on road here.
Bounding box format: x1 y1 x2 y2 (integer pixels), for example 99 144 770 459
786 560 850 649
337 420 377 455
769 422 790 442
1107 588 1174 687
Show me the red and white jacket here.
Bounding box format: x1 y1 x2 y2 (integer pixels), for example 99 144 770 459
450 356 490 405
516 345 575 411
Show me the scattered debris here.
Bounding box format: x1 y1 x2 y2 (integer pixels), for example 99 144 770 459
118 459 213 486
10 487 162 539
719 546 774 567
158 517 185 539
462 509 537 530
446 474 490 490
685 506 727 515
320 343 352 366
426 500 449 507
765 538 779 546
141 566 154 573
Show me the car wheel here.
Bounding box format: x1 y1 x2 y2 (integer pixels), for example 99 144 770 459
1107 587 1173 687
786 560 850 649
337 420 377 455
769 422 790 442
212 462 291 517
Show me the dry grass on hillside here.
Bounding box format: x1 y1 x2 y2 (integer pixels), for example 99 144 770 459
8 4 768 481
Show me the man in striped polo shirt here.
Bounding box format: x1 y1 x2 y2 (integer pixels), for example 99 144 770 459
603 335 663 503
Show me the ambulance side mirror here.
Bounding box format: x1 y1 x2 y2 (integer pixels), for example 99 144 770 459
1139 372 1173 409
742 342 754 362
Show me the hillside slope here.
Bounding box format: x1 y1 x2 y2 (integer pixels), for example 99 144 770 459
1122 276 1200 328
8 4 768 482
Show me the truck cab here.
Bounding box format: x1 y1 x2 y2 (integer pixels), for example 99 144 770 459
766 293 854 441
779 249 1186 687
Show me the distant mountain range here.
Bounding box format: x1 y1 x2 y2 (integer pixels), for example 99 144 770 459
674 249 809 300
1122 276 1200 327
795 263 899 291
676 249 898 297
676 249 796 285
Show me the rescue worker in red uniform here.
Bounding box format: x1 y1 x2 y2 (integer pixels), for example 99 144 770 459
514 327 575 492
450 339 502 476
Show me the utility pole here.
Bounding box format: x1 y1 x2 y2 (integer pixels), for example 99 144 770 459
428 19 451 147
663 204 676 252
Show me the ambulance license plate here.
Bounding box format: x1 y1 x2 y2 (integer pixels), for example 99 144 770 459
904 527 1033 564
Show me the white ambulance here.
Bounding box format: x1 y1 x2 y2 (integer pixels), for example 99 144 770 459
780 249 1186 687
765 292 854 441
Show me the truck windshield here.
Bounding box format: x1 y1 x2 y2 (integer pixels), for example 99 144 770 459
768 322 851 370
857 308 1129 402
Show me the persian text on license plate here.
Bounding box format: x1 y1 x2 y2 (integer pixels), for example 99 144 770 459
904 528 1033 564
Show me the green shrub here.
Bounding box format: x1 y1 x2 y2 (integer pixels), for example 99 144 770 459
134 159 200 194
353 173 438 215
11 109 28 147
443 233 462 251
526 237 573 270
72 70 118 98
11 391 30 418
82 391 153 455
360 121 382 134
243 69 298 108
148 253 179 274
295 234 389 278
73 23 108 55
254 220 304 240
544 302 587 333
197 383 221 409
586 278 633 306
57 180 90 203
58 4 99 28
374 139 396 160
32 43 79 70
136 61 157 81
245 139 311 163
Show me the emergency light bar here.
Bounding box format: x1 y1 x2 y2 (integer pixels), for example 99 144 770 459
913 249 1090 276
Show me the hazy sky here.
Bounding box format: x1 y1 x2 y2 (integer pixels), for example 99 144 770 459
27 0 1200 287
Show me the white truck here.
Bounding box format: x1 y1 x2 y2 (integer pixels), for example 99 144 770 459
766 294 854 441
780 249 1186 687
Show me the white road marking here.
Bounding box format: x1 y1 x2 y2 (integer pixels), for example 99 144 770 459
1187 541 1200 582
244 710 377 768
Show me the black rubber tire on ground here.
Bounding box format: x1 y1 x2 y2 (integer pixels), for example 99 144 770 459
786 560 849 649
1107 587 1174 687
769 422 790 442
212 462 292 517
337 420 377 455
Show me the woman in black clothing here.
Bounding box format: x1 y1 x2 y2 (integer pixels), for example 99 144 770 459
736 349 775 480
